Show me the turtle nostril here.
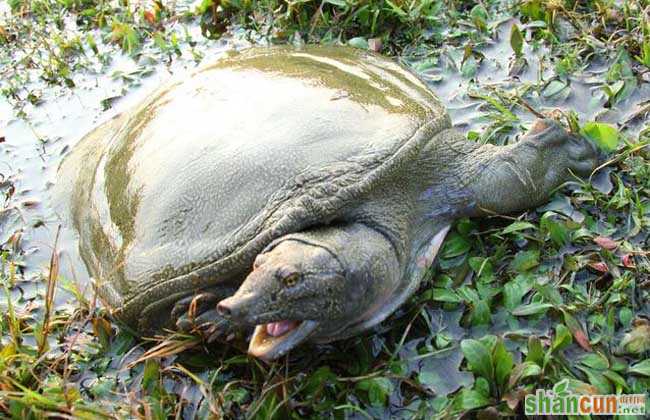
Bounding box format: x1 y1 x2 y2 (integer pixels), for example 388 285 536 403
217 302 232 318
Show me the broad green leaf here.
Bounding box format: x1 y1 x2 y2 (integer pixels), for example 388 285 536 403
619 307 633 328
470 5 488 32
619 324 650 354
431 288 461 303
509 250 539 272
628 360 650 376
526 336 544 365
551 324 572 353
510 24 523 57
468 257 493 282
542 80 567 97
577 366 612 394
540 214 569 246
453 388 491 411
470 300 491 326
441 233 471 258
503 274 534 310
512 302 553 316
502 221 536 234
579 353 609 371
461 339 493 382
356 377 394 406
508 361 541 388
494 340 514 390
580 122 620 152
603 369 628 390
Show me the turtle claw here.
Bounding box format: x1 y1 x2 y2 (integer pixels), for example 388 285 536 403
171 292 219 322
181 311 231 343
174 293 232 341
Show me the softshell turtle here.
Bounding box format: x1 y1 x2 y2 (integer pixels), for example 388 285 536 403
56 45 597 361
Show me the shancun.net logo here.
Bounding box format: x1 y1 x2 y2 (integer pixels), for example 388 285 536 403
525 379 647 416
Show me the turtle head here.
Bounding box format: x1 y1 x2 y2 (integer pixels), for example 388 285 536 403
217 237 357 361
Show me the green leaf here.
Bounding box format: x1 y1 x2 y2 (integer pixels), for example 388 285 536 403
453 388 491 411
542 80 568 98
142 359 160 394
503 274 534 310
525 336 544 366
511 302 553 316
468 257 493 282
551 324 572 353
470 300 491 326
460 339 493 382
510 24 524 57
324 0 349 7
384 0 407 17
356 377 394 406
441 233 471 258
493 340 514 390
619 307 633 328
619 324 650 354
628 360 650 376
509 250 539 272
579 353 609 371
469 5 488 32
508 361 541 388
578 366 612 394
540 214 569 246
431 288 461 303
502 221 536 234
580 122 620 152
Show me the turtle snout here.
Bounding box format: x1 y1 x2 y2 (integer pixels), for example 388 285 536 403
217 295 250 321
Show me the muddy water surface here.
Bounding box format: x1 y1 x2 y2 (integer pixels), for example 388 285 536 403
1 15 648 347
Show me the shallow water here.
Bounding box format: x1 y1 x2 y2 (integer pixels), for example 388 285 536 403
1 12 648 416
1 16 648 342
3 19 648 290
1 27 250 303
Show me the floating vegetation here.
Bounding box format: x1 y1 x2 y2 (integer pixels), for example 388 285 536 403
1 0 649 418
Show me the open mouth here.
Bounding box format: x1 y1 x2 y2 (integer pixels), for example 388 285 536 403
248 320 319 361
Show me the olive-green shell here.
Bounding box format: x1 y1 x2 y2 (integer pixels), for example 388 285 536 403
58 45 450 329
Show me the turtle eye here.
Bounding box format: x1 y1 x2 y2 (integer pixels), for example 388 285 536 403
282 273 300 288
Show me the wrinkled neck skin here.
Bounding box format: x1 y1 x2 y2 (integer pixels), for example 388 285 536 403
306 130 479 342
228 120 596 353
322 122 597 341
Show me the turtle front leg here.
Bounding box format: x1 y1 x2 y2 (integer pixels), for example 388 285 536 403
172 289 236 342
468 119 597 215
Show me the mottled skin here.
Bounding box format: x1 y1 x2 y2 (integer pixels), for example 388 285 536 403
56 45 597 361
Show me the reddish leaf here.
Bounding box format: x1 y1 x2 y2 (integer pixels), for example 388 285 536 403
593 236 617 250
573 329 593 352
621 254 635 268
144 10 156 25
562 310 593 352
589 261 608 272
502 389 526 411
